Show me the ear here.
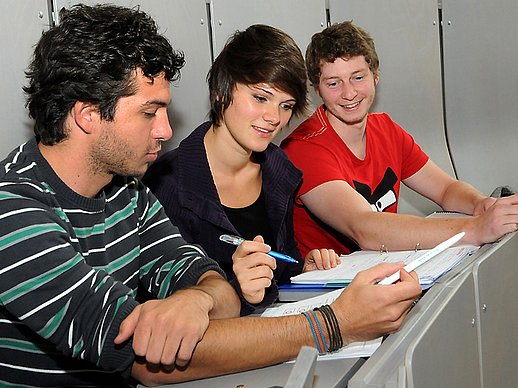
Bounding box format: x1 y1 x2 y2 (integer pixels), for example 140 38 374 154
71 101 101 135
374 73 380 86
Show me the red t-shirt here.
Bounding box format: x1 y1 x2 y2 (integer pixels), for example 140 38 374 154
281 105 429 256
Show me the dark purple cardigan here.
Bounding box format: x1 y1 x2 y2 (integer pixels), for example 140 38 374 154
143 121 304 315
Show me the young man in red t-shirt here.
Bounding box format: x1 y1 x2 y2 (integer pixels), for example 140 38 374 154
282 21 518 257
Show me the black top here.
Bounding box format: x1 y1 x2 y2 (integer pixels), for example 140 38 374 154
223 191 275 245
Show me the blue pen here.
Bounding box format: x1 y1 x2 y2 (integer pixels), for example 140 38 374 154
219 234 299 264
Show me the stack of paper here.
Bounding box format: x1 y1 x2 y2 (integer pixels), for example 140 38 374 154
290 246 478 287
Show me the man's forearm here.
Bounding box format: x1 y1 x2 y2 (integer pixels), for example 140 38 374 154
195 270 240 319
349 211 472 251
132 314 310 386
439 180 487 214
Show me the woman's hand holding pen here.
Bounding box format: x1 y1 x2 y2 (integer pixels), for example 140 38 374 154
302 248 341 272
231 235 276 305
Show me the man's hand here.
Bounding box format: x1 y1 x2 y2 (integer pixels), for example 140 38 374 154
331 263 422 344
231 235 276 305
303 248 341 271
468 194 518 245
472 196 498 216
114 287 214 367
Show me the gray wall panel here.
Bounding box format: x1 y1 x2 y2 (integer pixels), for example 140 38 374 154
442 0 518 194
210 0 326 57
0 1 50 159
328 0 450 216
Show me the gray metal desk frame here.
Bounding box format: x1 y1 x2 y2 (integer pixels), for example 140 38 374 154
154 357 363 388
349 231 518 388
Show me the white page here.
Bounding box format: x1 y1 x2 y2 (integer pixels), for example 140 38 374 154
261 288 382 359
291 246 478 285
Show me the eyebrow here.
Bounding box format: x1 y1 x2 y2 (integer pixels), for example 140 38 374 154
256 85 274 94
141 99 169 108
323 69 367 81
253 85 297 103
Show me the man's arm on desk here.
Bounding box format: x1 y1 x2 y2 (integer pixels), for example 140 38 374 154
301 162 518 251
116 271 240 368
404 161 518 245
131 263 421 386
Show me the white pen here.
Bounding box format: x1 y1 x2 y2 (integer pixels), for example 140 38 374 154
377 232 466 285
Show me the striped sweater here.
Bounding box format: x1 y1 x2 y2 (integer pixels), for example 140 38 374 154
0 139 224 387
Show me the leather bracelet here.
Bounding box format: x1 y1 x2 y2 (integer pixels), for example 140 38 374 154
310 309 328 352
315 305 343 352
302 311 323 353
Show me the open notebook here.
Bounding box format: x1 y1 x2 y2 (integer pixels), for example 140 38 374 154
290 245 478 288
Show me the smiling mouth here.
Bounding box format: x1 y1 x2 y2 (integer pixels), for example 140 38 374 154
341 101 361 109
252 125 274 134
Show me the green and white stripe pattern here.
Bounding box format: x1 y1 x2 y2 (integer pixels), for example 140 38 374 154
0 139 223 387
